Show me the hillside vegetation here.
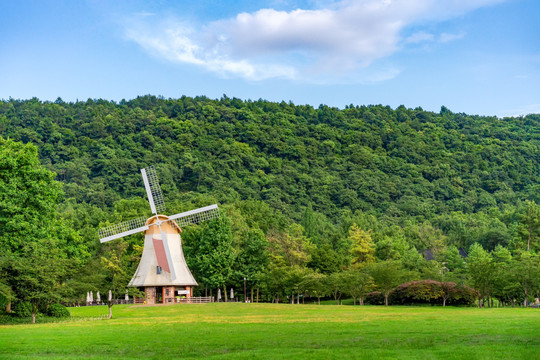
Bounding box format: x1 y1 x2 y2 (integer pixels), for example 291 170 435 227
0 96 538 306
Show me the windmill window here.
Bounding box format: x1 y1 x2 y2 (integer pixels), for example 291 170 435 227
157 266 162 274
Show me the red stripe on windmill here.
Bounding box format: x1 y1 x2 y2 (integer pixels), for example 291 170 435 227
98 166 219 304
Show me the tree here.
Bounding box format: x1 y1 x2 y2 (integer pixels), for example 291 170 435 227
6 244 67 323
367 261 406 306
185 216 236 299
491 246 519 307
326 272 346 305
341 269 373 305
100 241 132 319
233 228 269 301
520 201 540 252
512 252 540 306
268 224 314 267
0 138 75 323
348 224 375 266
300 271 328 305
284 266 311 304
466 243 495 307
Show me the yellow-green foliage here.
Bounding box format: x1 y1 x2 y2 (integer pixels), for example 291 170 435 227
349 223 376 265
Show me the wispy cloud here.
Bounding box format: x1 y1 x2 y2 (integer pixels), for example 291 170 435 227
439 31 466 43
405 30 466 45
133 12 156 17
123 0 506 82
406 31 435 44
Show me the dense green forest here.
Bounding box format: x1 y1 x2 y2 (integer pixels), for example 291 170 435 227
0 96 539 316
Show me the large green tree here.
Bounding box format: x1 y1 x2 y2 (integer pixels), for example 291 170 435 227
0 138 84 322
466 243 495 307
185 216 236 300
367 261 408 306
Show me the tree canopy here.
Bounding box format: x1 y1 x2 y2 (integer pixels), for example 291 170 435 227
0 96 538 311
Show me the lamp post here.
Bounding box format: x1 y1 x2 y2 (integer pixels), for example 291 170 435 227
244 277 247 303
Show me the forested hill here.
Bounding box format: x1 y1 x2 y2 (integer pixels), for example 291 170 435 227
0 96 538 252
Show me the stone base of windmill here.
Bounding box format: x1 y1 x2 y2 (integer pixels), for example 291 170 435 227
135 286 194 305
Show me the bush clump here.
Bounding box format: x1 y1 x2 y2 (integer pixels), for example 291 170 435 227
12 302 33 318
365 291 385 305
390 280 444 305
390 280 477 306
446 285 478 306
45 304 70 318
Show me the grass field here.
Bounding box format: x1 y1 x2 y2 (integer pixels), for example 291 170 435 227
1 303 539 359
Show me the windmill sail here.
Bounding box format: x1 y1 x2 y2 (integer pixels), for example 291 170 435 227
98 216 149 243
141 166 166 215
167 204 219 227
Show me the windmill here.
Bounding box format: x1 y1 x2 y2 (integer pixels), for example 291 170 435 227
98 166 219 304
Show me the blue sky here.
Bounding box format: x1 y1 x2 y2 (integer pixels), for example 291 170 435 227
1 0 538 117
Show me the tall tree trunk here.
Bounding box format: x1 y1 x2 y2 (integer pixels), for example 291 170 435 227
31 304 38 324
223 286 228 302
108 304 113 319
443 297 446 307
251 288 254 303
6 301 11 313
384 294 389 307
256 288 259 303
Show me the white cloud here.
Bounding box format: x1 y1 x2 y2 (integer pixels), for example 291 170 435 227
439 31 466 43
123 0 506 81
406 31 435 44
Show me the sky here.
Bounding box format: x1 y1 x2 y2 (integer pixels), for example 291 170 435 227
0 0 539 117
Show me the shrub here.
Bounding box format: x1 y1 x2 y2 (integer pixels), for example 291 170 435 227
390 280 443 305
0 293 8 311
365 291 385 305
447 285 478 306
388 280 478 306
13 302 33 318
45 304 70 318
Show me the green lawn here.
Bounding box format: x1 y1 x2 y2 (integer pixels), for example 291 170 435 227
1 303 539 359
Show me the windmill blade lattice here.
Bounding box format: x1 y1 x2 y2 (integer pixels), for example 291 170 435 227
141 166 166 215
167 204 220 228
98 216 148 243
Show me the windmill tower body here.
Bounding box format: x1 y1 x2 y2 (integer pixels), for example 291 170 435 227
98 167 219 305
128 215 197 304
